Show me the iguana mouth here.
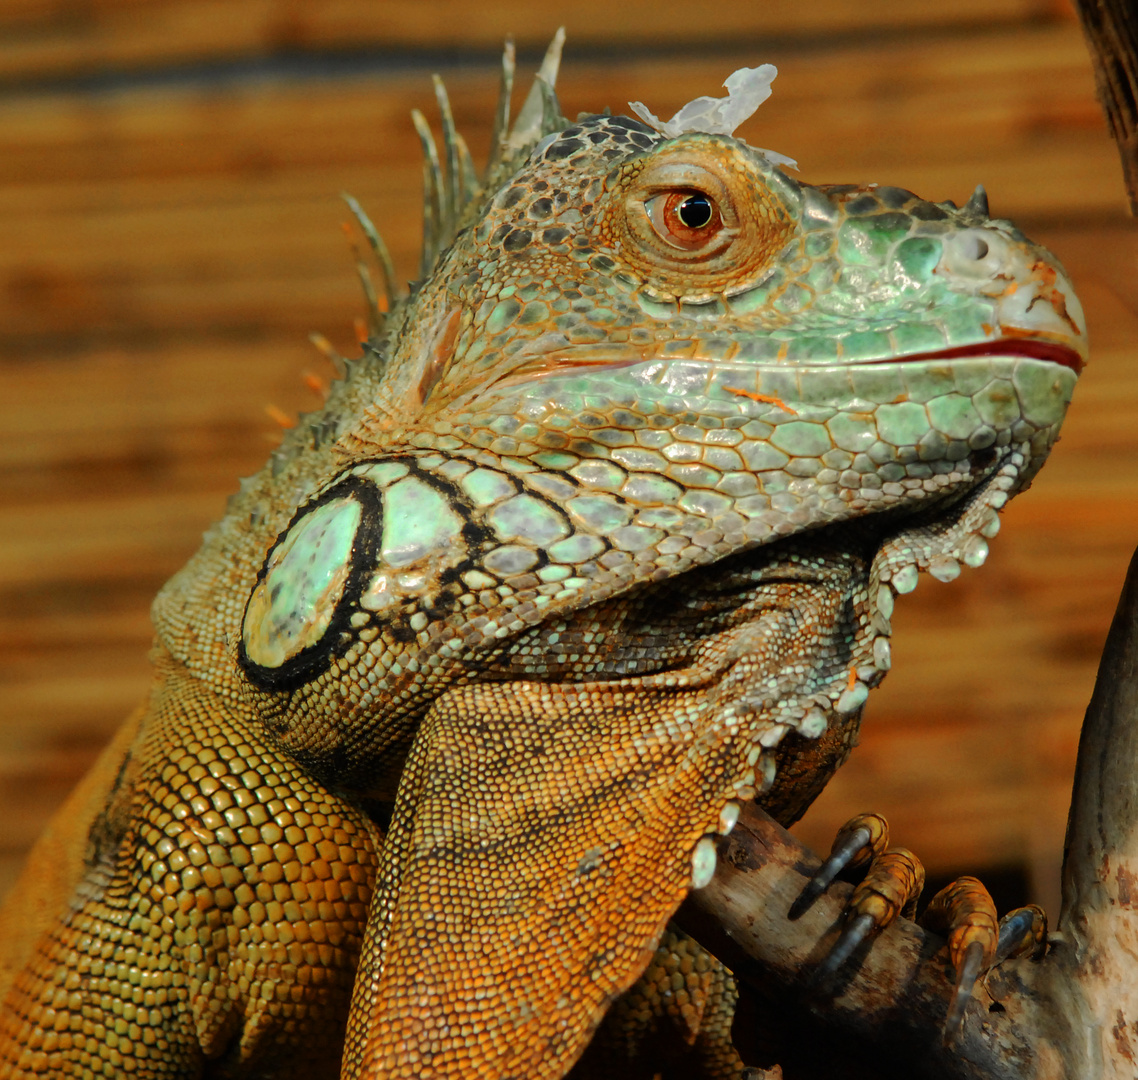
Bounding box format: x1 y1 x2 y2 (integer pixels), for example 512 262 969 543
490 334 1085 390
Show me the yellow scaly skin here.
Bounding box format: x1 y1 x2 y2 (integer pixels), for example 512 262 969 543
0 42 1085 1079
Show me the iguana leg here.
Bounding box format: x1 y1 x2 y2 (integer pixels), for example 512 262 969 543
569 710 878 1078
336 544 871 1079
0 649 379 1078
569 927 743 1080
342 675 755 1078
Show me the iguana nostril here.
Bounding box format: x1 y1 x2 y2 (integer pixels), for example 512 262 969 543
962 233 990 261
939 227 1012 281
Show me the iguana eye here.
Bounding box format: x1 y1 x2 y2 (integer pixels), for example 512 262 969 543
595 137 797 296
646 190 723 249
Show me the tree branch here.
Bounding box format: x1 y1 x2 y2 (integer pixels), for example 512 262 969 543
1073 0 1138 213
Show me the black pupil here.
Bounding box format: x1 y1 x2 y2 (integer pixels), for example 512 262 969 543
677 193 713 229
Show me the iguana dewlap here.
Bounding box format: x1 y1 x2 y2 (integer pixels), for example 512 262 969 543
0 41 1085 1080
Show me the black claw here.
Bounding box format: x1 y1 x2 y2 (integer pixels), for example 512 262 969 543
995 906 1041 965
815 911 876 981
790 825 872 919
942 939 985 1041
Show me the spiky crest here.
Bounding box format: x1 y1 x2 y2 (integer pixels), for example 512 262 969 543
338 30 568 345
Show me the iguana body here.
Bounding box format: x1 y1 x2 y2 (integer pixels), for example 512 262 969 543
0 44 1084 1079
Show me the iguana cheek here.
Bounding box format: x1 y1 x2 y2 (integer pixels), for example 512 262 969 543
378 474 465 566
239 466 474 693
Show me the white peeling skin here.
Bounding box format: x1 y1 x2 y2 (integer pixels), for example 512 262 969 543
628 64 798 167
691 836 719 889
718 802 741 836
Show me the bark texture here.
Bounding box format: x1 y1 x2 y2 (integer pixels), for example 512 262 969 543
1074 0 1138 212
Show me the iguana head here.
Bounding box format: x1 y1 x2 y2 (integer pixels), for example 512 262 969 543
158 40 1084 787
353 72 1083 575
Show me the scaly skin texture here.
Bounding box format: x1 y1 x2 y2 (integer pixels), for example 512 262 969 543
0 52 1085 1079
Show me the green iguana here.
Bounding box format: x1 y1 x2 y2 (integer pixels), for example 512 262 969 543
0 34 1085 1079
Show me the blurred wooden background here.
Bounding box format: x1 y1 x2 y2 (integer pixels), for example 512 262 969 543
1 0 1135 919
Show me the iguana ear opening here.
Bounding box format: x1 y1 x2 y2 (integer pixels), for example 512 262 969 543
342 676 757 1080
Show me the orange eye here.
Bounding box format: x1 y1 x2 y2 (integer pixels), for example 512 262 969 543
646 190 723 249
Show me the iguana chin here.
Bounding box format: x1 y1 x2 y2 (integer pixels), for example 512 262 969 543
0 33 1085 1080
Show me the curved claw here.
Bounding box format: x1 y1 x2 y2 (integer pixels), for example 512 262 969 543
941 904 1047 1041
943 939 985 1042
814 847 924 981
790 812 889 919
995 903 1048 964
815 911 878 981
921 876 1000 1040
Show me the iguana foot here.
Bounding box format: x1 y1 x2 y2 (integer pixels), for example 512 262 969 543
811 842 925 981
795 814 1048 1038
790 812 921 979
922 883 1047 1039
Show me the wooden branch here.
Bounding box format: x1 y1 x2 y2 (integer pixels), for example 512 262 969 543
1073 0 1138 212
677 805 1036 1080
680 544 1138 1076
1045 540 1138 1074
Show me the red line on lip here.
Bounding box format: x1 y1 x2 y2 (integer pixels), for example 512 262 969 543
884 338 1085 375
